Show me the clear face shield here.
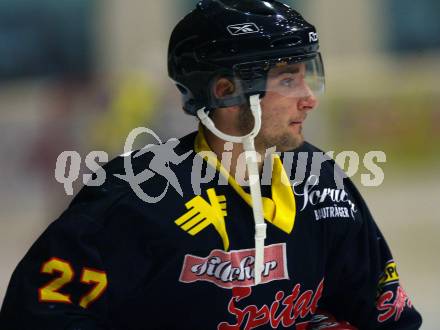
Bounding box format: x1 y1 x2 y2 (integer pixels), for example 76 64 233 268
210 53 325 107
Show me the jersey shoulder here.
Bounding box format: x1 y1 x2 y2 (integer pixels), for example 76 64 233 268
67 131 198 222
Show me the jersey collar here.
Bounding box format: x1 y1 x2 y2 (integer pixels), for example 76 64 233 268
194 127 296 234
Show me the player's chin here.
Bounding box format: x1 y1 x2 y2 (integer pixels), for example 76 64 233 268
290 136 305 150
276 133 304 152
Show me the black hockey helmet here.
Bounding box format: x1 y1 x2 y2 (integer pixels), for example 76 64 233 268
168 0 325 115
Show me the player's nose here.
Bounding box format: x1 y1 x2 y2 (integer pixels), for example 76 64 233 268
298 83 318 112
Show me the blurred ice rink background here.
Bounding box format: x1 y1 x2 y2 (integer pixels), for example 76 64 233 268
0 0 438 328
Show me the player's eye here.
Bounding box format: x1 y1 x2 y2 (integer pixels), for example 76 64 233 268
280 77 295 87
279 72 306 89
281 74 303 89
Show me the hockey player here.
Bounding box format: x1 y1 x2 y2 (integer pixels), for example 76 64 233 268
0 0 422 329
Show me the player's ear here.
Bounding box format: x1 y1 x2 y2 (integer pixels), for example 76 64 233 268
213 78 236 99
211 77 241 119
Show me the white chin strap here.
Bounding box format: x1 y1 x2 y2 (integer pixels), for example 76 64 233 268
197 94 267 285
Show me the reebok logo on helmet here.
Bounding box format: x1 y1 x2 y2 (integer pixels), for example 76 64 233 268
309 32 319 42
227 23 260 35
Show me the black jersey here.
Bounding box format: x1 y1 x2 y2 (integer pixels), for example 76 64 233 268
0 131 422 329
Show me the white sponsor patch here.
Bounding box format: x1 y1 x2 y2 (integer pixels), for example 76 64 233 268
179 243 288 289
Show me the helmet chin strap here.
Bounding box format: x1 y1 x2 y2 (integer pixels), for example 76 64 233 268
196 94 267 285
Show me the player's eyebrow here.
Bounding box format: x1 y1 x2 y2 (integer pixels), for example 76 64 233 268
269 66 300 77
280 67 300 74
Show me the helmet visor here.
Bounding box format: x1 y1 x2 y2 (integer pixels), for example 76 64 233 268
209 53 325 108
234 53 325 99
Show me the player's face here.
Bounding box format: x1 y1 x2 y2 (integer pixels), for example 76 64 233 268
239 62 318 152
